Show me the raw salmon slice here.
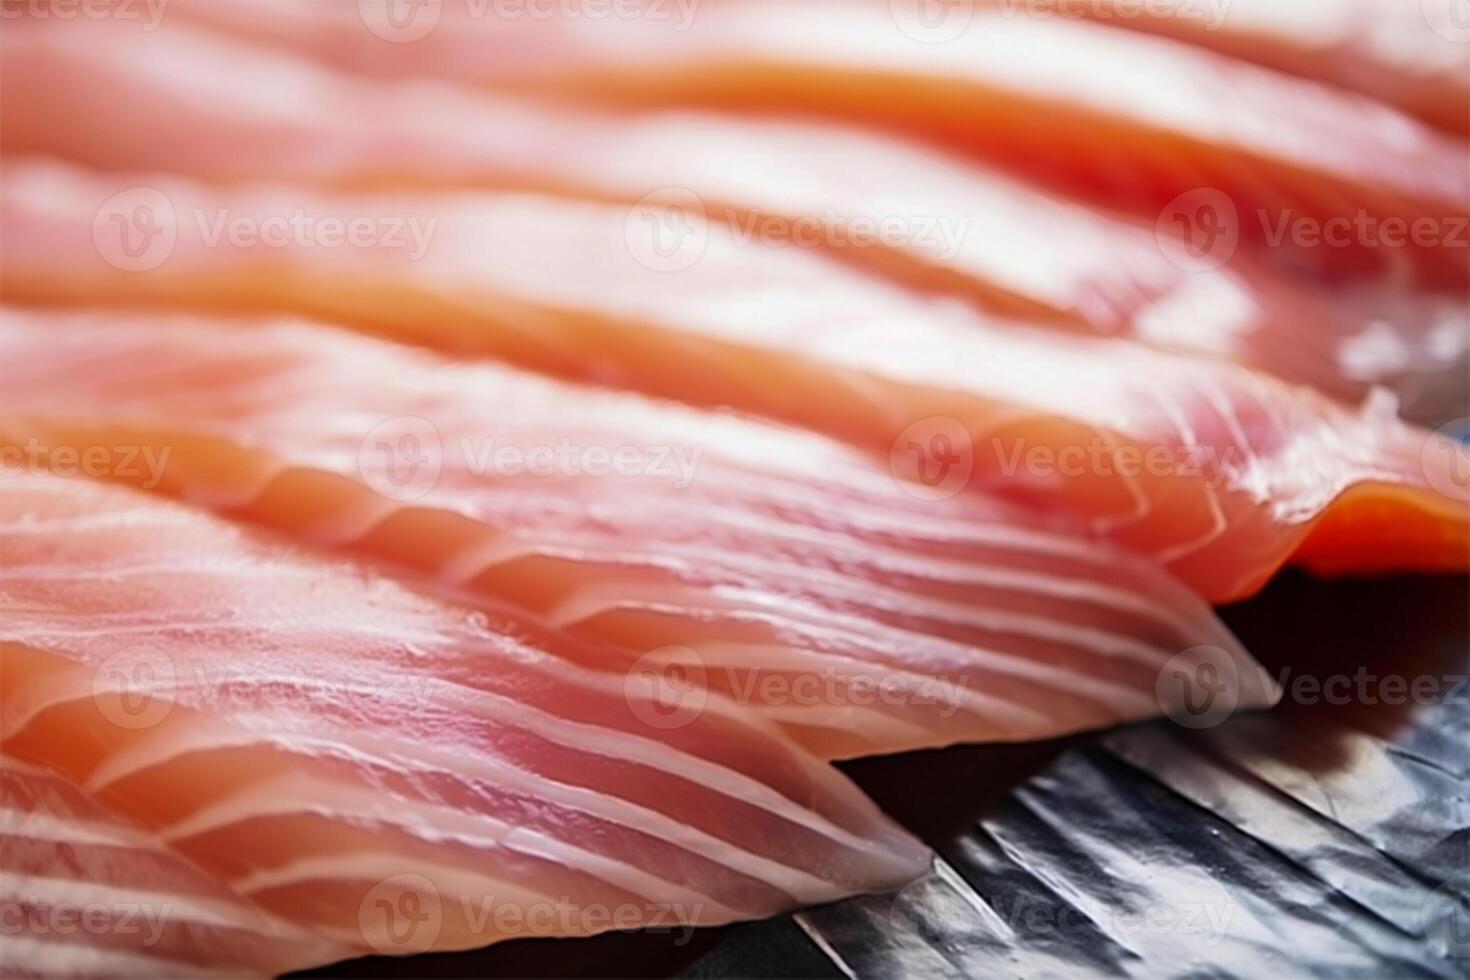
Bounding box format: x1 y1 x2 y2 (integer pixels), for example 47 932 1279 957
0 755 350 976
2 163 1465 602
0 310 1273 759
1044 0 1470 137
170 0 1470 289
0 470 930 968
2 17 1464 418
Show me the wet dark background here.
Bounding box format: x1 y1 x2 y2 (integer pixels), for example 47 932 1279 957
300 571 1469 978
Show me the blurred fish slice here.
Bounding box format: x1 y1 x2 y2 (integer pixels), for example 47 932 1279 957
1 161 1465 602
1033 0 1470 138
0 309 1275 759
0 755 349 977
0 470 931 968
1 16 1464 419
166 0 1470 289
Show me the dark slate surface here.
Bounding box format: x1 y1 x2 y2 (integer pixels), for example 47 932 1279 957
301 572 1469 978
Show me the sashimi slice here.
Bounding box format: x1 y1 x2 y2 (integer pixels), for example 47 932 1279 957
169 0 1470 289
0 755 350 977
2 162 1465 601
1 17 1464 418
0 309 1273 759
1044 0 1470 137
0 470 931 965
